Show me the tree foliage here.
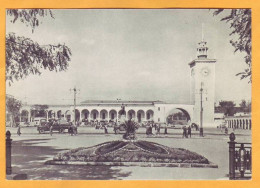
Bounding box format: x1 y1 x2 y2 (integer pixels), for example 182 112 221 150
6 9 54 32
6 95 22 126
239 100 251 113
213 9 251 82
167 112 188 124
6 9 72 85
6 32 72 84
218 100 236 116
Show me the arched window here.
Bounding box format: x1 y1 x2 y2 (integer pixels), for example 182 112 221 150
147 113 150 120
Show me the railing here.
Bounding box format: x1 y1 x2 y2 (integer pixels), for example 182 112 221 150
228 133 251 180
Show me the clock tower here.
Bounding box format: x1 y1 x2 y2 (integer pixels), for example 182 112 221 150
189 40 216 127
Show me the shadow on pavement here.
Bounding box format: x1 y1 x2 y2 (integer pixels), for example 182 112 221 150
11 139 132 180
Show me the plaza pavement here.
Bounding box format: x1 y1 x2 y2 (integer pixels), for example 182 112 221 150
6 126 251 180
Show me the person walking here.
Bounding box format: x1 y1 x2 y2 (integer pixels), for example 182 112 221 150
17 124 21 136
146 124 153 135
182 126 187 138
225 127 228 135
72 124 77 135
146 124 149 135
164 124 168 134
113 124 117 134
104 124 108 134
187 126 192 138
69 124 75 136
157 124 161 135
49 124 53 136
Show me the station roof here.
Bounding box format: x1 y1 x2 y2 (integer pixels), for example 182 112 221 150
80 100 164 105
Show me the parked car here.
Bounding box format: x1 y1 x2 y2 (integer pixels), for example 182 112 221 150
33 117 47 127
37 119 72 134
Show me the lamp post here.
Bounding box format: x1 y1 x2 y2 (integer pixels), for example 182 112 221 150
200 82 204 137
70 87 79 125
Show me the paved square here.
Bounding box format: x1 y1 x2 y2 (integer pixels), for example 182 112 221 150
7 126 251 180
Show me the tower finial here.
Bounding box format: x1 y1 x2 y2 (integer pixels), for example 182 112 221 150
202 23 204 42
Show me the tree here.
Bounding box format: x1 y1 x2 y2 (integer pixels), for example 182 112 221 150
218 100 236 116
213 9 251 82
6 9 72 85
239 100 251 113
6 95 22 127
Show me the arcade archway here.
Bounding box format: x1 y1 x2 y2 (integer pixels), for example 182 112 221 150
65 110 72 122
137 110 145 123
21 110 29 122
127 109 136 120
81 109 89 120
166 108 191 126
48 110 55 119
109 109 117 121
75 109 80 122
146 110 154 121
91 109 99 121
57 110 63 119
100 109 108 120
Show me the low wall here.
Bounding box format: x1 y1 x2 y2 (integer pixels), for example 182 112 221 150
225 116 251 130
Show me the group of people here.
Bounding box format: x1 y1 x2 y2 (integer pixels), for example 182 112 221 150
146 123 168 135
182 126 192 138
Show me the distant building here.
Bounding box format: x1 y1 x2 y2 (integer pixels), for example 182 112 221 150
18 100 194 124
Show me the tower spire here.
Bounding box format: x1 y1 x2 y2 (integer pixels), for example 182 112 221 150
197 23 208 59
202 23 204 42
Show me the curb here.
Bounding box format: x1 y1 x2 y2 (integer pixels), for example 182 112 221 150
45 160 218 168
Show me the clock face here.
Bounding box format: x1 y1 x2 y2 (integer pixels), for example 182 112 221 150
201 67 210 77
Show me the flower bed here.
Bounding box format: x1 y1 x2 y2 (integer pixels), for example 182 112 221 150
52 140 210 165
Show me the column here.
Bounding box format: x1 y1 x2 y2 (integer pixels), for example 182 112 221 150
46 111 49 121
78 110 81 121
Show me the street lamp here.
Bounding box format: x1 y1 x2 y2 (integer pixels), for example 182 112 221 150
200 82 204 137
70 87 80 126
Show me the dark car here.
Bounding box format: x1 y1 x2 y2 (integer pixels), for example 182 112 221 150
37 119 72 134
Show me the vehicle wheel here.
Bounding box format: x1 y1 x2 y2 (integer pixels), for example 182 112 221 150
39 129 44 134
116 129 120 134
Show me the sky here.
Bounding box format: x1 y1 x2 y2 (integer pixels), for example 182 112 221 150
6 9 251 106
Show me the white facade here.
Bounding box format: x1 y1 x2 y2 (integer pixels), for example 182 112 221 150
19 101 194 124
